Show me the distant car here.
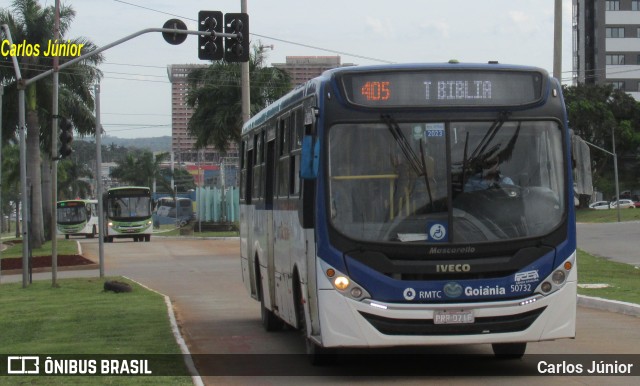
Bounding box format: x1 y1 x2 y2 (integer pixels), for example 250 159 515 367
609 199 635 209
588 201 610 210
635 201 640 208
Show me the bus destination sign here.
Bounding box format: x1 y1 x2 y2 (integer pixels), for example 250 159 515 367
57 201 81 208
341 70 544 108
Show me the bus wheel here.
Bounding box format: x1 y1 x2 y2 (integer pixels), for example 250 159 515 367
145 235 151 242
492 342 526 359
90 226 96 238
65 234 69 239
257 261 283 332
295 281 334 365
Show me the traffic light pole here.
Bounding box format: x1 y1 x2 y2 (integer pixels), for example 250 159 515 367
26 27 236 86
51 0 61 287
241 0 250 124
1 22 236 287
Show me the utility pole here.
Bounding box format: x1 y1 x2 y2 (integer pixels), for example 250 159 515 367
241 0 250 124
583 133 621 222
0 85 3 284
95 84 105 277
2 22 222 287
553 0 562 80
612 129 621 222
51 0 60 287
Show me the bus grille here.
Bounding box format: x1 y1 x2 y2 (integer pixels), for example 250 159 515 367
359 307 545 336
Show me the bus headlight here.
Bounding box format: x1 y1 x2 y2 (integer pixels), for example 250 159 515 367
334 276 350 290
552 270 566 285
322 265 370 301
350 287 363 298
535 254 575 296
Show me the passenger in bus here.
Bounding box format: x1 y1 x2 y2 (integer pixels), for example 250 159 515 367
465 155 514 191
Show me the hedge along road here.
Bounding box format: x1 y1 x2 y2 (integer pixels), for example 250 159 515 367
10 237 640 385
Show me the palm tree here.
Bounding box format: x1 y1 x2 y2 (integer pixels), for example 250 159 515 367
186 44 291 152
110 151 172 192
1 144 22 237
57 159 93 200
0 0 103 247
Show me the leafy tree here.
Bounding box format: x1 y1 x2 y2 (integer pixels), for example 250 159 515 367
186 45 291 152
1 144 21 236
161 168 195 193
57 159 93 200
0 0 103 247
110 151 171 192
563 83 640 196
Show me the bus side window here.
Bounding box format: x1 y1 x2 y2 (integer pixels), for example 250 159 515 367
279 116 289 156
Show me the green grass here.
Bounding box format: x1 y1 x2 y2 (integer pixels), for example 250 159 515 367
0 278 192 385
577 249 640 304
575 207 640 223
1 239 79 259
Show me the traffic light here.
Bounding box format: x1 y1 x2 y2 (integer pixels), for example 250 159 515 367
198 11 223 60
58 117 74 159
224 13 249 62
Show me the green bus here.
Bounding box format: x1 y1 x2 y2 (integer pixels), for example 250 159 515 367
103 186 153 242
56 199 99 239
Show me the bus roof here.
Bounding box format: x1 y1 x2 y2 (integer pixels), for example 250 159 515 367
57 199 97 203
241 62 549 135
108 186 150 191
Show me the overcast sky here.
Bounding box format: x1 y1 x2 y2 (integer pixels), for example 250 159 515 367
53 0 575 139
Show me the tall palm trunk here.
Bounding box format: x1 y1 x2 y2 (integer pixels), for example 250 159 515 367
26 86 44 249
42 155 52 240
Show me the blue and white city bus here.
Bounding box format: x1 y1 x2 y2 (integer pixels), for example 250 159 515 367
240 62 586 360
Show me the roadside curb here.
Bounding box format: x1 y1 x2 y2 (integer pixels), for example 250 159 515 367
122 276 204 386
578 294 640 317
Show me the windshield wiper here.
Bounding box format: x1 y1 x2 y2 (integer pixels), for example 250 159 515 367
468 111 511 162
381 114 434 208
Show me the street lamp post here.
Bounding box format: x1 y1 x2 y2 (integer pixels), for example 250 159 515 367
583 129 621 222
612 129 621 222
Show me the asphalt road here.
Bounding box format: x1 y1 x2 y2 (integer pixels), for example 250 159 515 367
75 237 640 385
3 234 639 384
576 221 640 266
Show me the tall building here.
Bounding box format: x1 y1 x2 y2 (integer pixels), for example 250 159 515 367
167 64 239 164
272 56 355 86
574 0 640 99
167 64 239 187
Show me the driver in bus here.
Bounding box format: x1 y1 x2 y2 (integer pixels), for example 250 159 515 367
465 154 514 191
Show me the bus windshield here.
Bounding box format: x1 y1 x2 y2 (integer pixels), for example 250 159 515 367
328 120 565 243
57 204 88 224
107 196 152 220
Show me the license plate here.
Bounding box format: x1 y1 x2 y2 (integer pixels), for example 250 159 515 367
434 310 474 324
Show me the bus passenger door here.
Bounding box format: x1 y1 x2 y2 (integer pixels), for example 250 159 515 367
265 139 278 315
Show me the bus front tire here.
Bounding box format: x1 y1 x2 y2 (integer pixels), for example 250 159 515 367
257 260 284 332
492 342 526 359
294 280 335 365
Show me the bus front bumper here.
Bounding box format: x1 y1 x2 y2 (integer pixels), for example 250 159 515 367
316 282 577 348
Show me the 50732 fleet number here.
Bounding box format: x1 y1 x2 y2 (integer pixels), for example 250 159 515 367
510 283 532 292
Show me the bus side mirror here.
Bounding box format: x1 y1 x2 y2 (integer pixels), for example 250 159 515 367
300 135 319 180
